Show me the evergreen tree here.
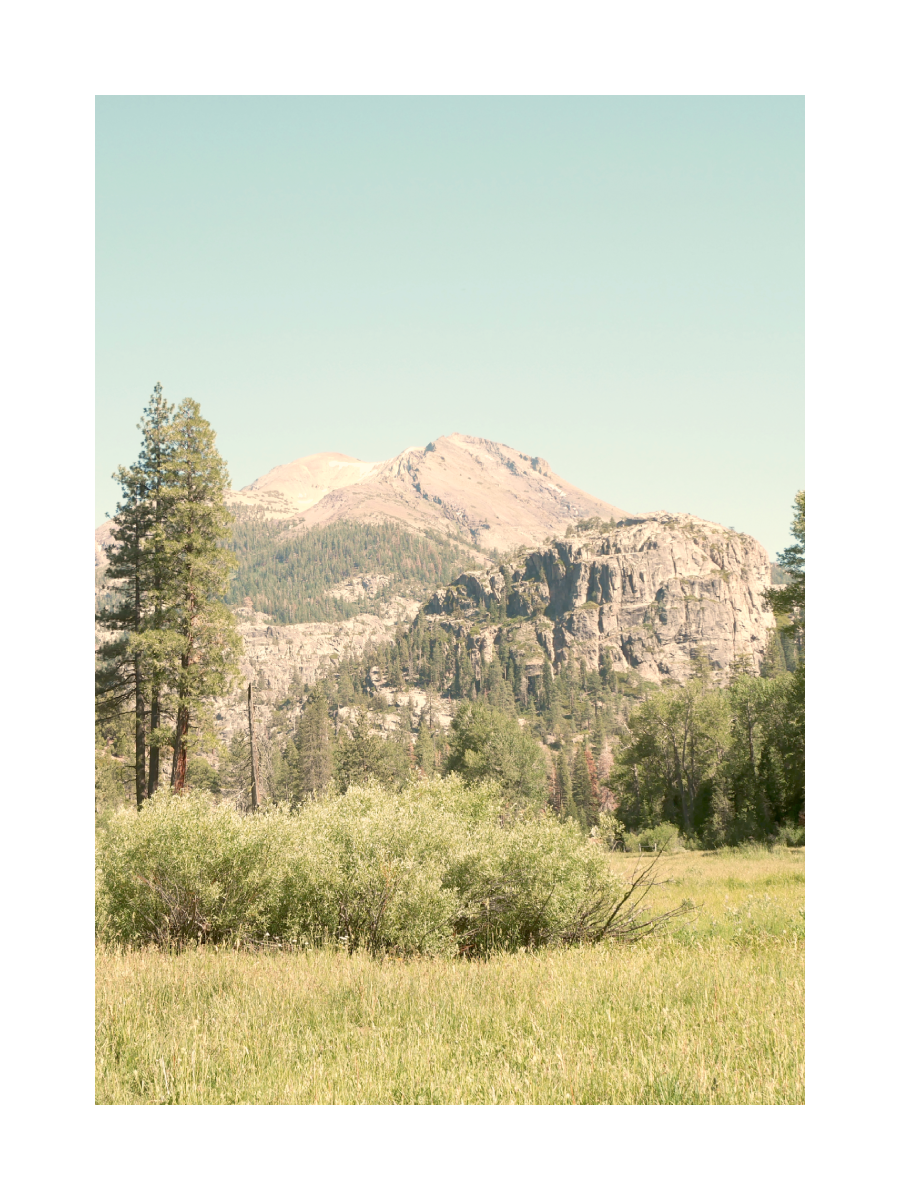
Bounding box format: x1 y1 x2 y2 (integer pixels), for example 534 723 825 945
444 701 548 807
296 688 333 796
162 399 242 790
415 721 436 776
96 387 241 801
764 490 805 640
95 457 152 807
136 384 177 796
761 628 788 677
541 658 554 712
334 711 409 792
554 749 573 816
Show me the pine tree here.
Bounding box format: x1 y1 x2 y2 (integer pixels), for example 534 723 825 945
296 689 333 796
415 722 436 776
554 750 573 816
761 628 787 677
541 658 554 712
96 387 241 802
764 490 805 640
334 711 405 792
95 458 152 807
162 399 242 791
137 384 176 796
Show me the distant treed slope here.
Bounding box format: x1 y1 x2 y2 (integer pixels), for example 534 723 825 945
225 517 480 624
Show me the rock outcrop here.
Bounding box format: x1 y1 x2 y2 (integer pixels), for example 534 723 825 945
421 513 775 683
213 599 421 741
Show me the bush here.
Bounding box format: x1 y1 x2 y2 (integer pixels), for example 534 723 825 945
622 822 682 854
589 812 625 850
773 823 805 847
96 779 678 956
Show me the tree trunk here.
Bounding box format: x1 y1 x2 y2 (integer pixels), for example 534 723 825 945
134 656 146 811
171 705 189 792
148 688 160 795
247 682 259 811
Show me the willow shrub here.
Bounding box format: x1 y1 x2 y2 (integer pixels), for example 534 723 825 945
96 778 632 957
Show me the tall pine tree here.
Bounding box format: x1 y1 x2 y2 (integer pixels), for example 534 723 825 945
164 399 242 791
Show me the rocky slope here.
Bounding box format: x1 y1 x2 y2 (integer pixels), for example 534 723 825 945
228 433 628 553
211 599 422 741
420 513 775 685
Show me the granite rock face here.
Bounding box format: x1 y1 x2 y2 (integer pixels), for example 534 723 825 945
423 513 775 683
212 599 421 741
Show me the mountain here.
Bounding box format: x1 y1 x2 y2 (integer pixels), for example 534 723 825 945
228 433 629 553
420 512 775 685
216 510 776 737
96 432 776 739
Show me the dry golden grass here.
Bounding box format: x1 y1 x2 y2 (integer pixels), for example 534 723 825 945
95 848 804 1105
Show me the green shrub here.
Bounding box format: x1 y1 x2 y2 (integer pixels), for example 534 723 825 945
589 812 625 850
622 822 682 854
96 779 675 956
774 823 805 847
95 788 296 946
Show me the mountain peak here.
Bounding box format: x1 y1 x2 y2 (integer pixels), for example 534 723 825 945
227 433 628 552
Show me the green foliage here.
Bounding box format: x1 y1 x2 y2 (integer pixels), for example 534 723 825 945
571 745 596 826
590 811 625 850
764 490 804 635
95 730 130 817
622 822 682 854
444 701 548 806
95 779 661 957
185 757 221 795
295 689 333 797
225 518 472 624
610 679 731 833
96 387 241 801
333 711 411 794
610 665 804 845
773 822 805 847
415 721 437 776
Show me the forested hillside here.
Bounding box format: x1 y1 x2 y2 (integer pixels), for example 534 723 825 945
224 516 482 623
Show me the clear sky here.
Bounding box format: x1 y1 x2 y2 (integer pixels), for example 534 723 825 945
96 96 803 556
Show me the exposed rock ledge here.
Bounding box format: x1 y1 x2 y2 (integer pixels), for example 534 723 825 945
421 513 775 684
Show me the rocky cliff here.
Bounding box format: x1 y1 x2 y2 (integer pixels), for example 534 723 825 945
421 513 774 684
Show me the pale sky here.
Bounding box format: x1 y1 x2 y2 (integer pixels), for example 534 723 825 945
96 96 803 556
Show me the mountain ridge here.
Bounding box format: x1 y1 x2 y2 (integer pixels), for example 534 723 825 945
225 432 629 552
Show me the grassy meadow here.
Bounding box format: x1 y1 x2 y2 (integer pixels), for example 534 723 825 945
95 847 804 1104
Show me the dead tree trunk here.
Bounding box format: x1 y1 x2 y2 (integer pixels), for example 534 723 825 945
247 682 259 811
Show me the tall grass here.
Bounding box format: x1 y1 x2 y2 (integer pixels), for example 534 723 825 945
96 850 804 1105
